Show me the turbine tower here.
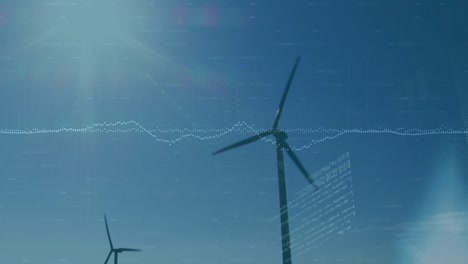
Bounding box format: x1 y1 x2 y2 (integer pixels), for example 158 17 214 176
103 214 142 264
212 56 317 264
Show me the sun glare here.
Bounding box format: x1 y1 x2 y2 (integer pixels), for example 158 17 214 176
55 2 128 44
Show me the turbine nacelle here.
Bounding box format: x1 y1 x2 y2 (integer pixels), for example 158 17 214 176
273 130 288 141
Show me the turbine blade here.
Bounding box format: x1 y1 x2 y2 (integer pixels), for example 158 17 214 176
272 56 301 130
104 214 114 250
104 251 112 264
281 141 318 189
212 131 272 155
120 248 142 252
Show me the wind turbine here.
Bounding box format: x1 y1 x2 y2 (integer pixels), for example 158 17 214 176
212 56 317 264
103 214 142 264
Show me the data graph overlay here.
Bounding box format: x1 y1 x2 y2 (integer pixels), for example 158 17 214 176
268 152 355 256
1 121 467 149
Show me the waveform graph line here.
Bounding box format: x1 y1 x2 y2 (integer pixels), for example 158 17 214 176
0 121 467 148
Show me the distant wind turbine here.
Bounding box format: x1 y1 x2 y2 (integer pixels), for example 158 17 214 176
103 214 142 264
212 56 317 264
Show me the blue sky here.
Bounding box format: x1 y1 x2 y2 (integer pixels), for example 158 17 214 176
0 1 467 264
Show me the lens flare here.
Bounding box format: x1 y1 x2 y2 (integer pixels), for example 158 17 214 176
397 144 468 264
